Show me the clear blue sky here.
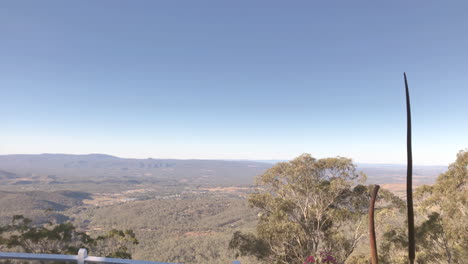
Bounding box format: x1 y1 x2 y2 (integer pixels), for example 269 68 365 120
1 1 467 165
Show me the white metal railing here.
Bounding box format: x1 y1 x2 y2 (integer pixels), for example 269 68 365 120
0 249 242 264
0 248 176 264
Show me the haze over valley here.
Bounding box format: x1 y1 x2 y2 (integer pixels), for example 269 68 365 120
0 153 445 189
0 153 448 263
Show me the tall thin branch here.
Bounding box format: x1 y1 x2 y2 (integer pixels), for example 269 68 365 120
369 184 380 264
404 72 415 264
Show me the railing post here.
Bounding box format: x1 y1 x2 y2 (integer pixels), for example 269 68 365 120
78 248 87 264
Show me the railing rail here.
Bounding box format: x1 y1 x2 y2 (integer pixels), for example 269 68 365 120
0 249 241 264
0 249 177 264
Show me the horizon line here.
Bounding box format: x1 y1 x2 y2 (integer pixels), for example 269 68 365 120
0 152 449 167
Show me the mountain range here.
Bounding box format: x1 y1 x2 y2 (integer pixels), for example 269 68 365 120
0 154 446 187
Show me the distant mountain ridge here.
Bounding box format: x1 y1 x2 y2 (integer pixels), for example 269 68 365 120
0 154 272 186
0 154 446 186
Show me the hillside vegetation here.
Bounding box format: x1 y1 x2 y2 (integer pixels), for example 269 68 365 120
0 153 464 263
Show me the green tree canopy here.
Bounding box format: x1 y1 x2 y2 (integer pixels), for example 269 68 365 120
380 150 467 264
230 154 402 264
0 215 138 259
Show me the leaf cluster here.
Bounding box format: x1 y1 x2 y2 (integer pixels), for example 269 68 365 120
0 215 138 259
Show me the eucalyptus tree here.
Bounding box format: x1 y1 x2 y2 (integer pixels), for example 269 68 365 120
0 215 138 259
415 150 467 263
229 154 403 264
380 150 467 264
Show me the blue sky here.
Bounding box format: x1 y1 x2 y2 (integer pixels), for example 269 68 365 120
1 0 467 165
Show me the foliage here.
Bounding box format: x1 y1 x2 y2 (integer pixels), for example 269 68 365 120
380 150 467 264
416 150 468 257
94 229 139 259
1 153 456 264
229 154 402 264
0 215 138 259
229 231 270 260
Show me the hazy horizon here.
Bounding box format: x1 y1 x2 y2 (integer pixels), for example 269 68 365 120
0 152 451 167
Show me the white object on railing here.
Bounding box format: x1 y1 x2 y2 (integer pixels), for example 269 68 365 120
78 248 88 264
0 249 179 264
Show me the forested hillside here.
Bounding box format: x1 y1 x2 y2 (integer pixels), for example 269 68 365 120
0 153 463 263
